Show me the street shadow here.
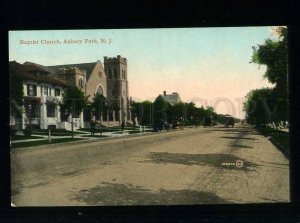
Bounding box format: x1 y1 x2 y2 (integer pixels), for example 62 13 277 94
69 182 234 205
211 127 264 136
231 144 253 149
142 152 257 171
219 136 258 140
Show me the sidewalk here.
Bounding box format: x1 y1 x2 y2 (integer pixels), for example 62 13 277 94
10 128 151 144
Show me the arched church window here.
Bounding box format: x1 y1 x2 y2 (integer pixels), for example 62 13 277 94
96 85 103 95
109 69 112 79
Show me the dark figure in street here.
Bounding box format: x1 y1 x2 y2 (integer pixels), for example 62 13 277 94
225 117 235 128
121 121 125 133
203 116 212 128
90 120 96 136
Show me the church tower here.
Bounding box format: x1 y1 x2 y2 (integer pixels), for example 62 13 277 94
104 55 129 123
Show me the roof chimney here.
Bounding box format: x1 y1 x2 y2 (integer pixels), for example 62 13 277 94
163 91 166 96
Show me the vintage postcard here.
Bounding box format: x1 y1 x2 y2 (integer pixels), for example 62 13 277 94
9 27 289 206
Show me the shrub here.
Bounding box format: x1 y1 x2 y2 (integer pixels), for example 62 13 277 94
10 126 17 136
48 125 57 131
23 126 32 137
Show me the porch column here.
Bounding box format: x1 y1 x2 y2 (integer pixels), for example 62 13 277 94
22 105 26 130
113 110 115 122
80 111 84 128
56 105 61 122
40 102 47 129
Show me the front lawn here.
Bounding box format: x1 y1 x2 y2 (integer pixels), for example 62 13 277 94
32 129 86 136
11 138 84 149
11 135 45 140
78 128 135 133
81 135 108 138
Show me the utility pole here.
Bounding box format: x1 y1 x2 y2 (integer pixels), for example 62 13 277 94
71 99 74 139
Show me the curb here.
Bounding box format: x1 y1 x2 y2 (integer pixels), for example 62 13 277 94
10 130 165 150
267 136 289 159
10 127 199 151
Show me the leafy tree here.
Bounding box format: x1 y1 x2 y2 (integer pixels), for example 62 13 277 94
171 102 186 123
247 27 288 125
60 86 87 137
61 86 87 116
90 93 107 120
243 88 285 126
9 68 24 118
153 96 172 130
251 27 287 96
184 102 198 125
131 100 153 126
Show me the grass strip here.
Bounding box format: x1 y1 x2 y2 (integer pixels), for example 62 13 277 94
11 138 84 149
255 125 289 158
11 135 44 140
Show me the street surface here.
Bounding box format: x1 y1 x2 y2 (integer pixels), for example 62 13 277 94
11 124 289 206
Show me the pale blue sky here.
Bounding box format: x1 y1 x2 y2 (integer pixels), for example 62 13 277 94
9 27 279 118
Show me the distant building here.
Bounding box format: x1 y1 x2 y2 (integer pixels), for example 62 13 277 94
9 55 131 130
156 91 181 105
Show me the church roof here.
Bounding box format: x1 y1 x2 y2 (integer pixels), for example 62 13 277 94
48 62 97 80
24 61 98 80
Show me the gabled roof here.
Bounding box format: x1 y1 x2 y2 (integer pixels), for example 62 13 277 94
156 92 181 106
23 61 58 75
10 61 69 86
48 62 97 80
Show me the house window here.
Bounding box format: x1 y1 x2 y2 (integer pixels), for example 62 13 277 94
109 69 112 79
47 103 56 117
124 70 126 79
49 88 52 96
27 84 37 96
114 69 117 79
44 86 48 96
55 88 60 96
79 78 83 88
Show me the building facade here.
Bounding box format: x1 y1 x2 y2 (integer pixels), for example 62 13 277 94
10 55 131 130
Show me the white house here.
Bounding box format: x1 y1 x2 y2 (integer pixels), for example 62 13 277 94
9 61 83 130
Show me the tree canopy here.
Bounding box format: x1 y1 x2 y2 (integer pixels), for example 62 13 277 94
60 86 87 116
245 27 288 125
9 70 24 117
251 27 288 97
89 93 107 120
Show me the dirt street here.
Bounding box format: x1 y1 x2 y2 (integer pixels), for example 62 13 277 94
11 124 289 206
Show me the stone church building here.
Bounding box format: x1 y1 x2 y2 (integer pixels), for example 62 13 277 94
10 55 131 130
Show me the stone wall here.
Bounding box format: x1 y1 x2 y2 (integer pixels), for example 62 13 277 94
85 61 107 102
